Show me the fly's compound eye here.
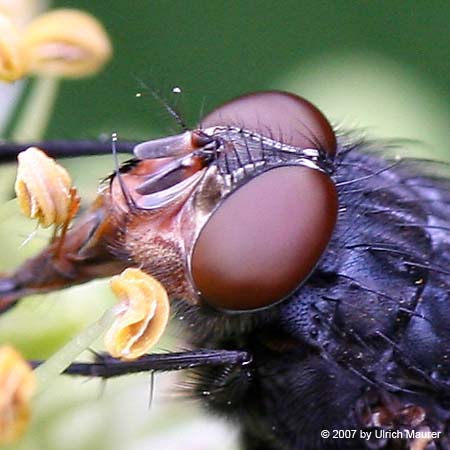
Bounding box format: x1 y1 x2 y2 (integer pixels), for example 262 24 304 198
191 166 338 311
200 90 337 158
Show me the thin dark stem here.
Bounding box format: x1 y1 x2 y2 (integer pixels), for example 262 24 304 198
0 140 138 162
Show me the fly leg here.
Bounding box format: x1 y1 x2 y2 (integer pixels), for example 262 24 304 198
0 192 128 313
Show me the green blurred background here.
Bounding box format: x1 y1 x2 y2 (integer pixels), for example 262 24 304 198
0 1 449 449
10 0 450 155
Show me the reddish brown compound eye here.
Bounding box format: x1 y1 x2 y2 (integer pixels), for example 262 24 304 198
191 166 338 311
200 91 336 157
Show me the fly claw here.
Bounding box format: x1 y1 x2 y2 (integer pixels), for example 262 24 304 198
104 268 170 361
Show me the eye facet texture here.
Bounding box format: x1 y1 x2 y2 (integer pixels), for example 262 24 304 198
191 166 338 311
200 90 336 157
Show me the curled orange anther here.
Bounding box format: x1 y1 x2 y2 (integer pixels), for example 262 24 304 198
105 268 170 361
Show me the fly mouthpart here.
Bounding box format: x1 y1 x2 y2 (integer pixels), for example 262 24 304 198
133 131 192 160
135 171 205 210
135 153 210 196
133 129 218 161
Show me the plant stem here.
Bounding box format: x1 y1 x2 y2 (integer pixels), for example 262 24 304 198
0 76 61 200
11 76 60 142
34 306 116 395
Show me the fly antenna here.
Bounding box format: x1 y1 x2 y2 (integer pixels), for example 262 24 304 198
136 79 188 131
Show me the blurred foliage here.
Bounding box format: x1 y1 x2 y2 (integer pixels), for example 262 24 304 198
5 0 447 155
0 1 449 449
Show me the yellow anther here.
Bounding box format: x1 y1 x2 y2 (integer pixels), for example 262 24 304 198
0 13 25 82
23 8 112 78
0 0 42 27
15 147 79 228
105 268 170 361
0 345 36 444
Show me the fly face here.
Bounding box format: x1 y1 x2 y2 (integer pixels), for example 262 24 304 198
1 90 449 450
112 91 338 311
